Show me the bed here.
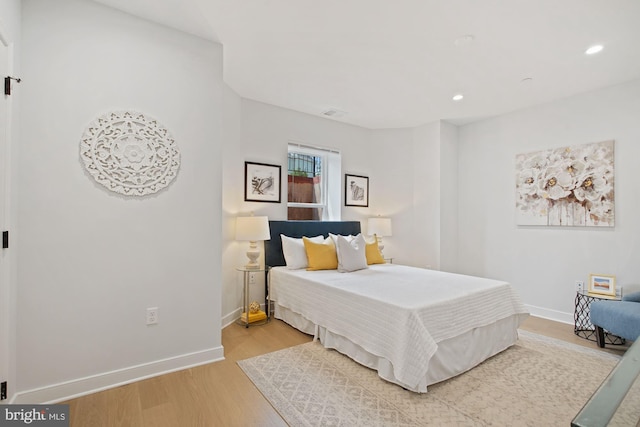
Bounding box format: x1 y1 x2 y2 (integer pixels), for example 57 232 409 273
265 220 529 393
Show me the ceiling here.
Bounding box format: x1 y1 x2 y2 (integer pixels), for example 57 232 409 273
91 0 640 129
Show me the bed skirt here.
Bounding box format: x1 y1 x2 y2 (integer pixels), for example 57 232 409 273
274 303 526 392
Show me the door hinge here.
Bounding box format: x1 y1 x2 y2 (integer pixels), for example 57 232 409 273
1 381 7 400
2 231 8 249
4 76 21 96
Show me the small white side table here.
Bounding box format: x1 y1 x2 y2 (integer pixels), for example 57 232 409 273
236 266 270 328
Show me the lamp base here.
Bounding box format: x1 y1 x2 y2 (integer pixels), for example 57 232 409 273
245 243 260 269
376 236 385 255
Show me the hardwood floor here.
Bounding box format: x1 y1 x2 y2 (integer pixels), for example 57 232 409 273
63 316 629 426
520 315 630 356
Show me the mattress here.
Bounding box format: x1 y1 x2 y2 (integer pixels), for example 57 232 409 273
270 264 529 392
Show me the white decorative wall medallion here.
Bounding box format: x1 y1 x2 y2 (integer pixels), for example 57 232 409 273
80 111 180 196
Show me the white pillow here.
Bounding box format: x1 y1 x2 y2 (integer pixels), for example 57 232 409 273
281 234 324 269
330 233 362 255
329 233 354 246
336 234 368 273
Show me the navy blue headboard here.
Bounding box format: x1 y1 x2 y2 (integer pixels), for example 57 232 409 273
265 220 362 267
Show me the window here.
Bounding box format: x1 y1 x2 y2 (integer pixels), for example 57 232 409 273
287 143 340 221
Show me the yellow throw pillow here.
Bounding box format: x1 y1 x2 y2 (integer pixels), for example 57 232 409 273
303 237 338 270
365 240 385 265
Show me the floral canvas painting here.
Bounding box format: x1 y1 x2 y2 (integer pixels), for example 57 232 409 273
516 140 614 226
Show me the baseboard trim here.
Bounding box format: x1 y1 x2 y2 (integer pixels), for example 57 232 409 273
525 304 573 325
11 346 225 404
222 307 243 329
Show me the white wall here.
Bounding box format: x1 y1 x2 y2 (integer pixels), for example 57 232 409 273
406 121 458 270
220 84 245 326
410 123 441 268
368 127 418 265
439 121 458 272
457 79 640 323
15 0 224 402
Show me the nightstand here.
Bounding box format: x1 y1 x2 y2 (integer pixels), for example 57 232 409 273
236 266 270 328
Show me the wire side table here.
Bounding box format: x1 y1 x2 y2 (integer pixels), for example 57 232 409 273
574 291 625 345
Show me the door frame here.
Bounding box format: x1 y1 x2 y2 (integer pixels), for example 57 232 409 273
0 20 14 403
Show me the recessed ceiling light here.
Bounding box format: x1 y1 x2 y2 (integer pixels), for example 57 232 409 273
452 94 464 101
454 34 475 47
585 44 603 55
322 108 347 117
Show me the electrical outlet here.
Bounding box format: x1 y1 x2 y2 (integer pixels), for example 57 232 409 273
249 273 256 284
146 307 159 325
575 281 584 292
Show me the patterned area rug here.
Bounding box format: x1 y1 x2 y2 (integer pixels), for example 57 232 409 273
238 331 627 426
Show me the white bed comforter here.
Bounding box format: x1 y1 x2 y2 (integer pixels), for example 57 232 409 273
270 264 529 391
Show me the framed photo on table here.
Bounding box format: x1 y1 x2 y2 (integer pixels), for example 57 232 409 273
588 274 616 297
345 174 369 207
244 161 281 203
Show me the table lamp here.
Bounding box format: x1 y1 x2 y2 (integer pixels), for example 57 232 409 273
367 217 392 254
236 216 271 269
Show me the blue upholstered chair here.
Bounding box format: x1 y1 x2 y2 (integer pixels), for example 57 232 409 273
590 291 640 348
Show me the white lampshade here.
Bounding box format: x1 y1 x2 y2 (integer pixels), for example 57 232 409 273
367 217 392 237
236 216 271 242
236 216 271 269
